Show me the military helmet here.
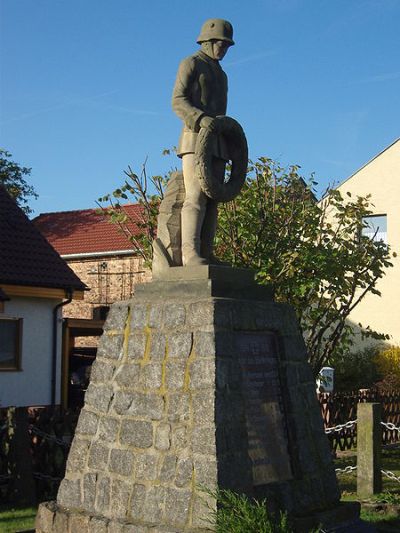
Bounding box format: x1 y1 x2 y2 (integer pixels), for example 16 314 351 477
197 18 234 45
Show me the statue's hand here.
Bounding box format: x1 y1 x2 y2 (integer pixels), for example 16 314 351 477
200 115 216 131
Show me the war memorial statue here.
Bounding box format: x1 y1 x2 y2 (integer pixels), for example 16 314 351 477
152 18 248 274
36 18 363 533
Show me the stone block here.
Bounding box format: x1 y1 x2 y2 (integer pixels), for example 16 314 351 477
107 521 125 533
104 303 129 331
110 480 132 519
69 512 90 532
163 303 186 328
191 492 215 529
115 363 141 388
53 509 69 532
109 449 135 476
171 426 188 451
281 334 308 362
85 384 114 413
165 488 191 527
192 426 216 455
194 331 215 357
130 304 148 330
165 360 186 389
88 442 110 471
135 453 159 481
88 516 108 533
142 362 163 389
167 393 190 422
120 420 153 448
97 334 124 360
122 524 147 533
128 334 147 359
143 486 166 523
57 478 82 509
98 416 120 443
187 301 213 327
190 360 215 389
215 331 235 357
66 437 90 473
128 392 164 420
112 390 134 415
192 391 214 424
148 304 163 328
214 299 234 328
159 454 177 482
193 457 217 487
90 361 115 384
129 483 146 520
149 333 166 359
83 473 97 512
76 409 99 436
155 423 171 450
35 502 56 532
167 333 192 359
95 476 111 514
175 457 193 487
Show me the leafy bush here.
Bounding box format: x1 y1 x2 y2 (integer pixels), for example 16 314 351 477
333 345 379 391
205 488 293 533
374 345 400 390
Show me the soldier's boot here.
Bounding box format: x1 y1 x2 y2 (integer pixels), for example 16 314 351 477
181 205 208 266
200 201 230 266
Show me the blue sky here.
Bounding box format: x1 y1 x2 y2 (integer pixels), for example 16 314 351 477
1 0 399 216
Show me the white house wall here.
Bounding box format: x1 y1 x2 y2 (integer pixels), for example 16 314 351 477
0 296 62 407
335 140 400 346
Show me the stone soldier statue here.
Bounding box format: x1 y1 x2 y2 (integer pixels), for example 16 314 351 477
172 18 234 266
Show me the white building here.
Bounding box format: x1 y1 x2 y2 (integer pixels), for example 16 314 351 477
0 186 87 407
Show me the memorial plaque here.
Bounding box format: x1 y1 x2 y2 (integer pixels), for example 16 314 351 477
237 332 293 485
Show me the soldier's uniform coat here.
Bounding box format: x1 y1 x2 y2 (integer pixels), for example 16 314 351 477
172 50 229 160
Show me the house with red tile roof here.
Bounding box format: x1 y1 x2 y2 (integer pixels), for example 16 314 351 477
0 186 87 407
33 204 151 322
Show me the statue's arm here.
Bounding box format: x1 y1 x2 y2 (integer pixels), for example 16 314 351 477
172 57 205 130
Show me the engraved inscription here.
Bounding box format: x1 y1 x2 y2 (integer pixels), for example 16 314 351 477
237 332 292 485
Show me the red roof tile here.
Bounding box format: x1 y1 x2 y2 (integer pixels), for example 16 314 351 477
33 205 142 256
0 186 87 291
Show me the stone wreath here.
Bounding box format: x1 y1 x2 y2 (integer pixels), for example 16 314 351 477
195 115 248 202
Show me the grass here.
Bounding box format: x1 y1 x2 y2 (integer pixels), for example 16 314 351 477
335 447 400 532
0 505 36 533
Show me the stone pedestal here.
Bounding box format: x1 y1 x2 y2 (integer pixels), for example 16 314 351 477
36 266 347 532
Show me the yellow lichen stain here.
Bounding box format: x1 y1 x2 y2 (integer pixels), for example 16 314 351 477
158 340 169 396
141 325 152 367
183 339 196 392
122 306 132 359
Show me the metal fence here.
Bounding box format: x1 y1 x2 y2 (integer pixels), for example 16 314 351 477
0 406 80 503
318 390 400 451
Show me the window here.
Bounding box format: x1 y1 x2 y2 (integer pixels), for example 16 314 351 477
362 215 387 244
0 318 22 370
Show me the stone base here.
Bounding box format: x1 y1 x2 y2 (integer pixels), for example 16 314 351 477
37 266 349 531
36 501 208 533
292 501 375 532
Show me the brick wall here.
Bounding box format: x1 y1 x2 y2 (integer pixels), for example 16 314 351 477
63 254 151 347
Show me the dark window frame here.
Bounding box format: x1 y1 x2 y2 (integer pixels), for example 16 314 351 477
0 318 23 371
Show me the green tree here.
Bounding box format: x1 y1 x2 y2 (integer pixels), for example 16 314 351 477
97 162 167 266
216 158 393 375
0 149 37 214
99 157 394 376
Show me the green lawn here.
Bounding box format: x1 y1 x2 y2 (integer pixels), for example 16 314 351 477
335 447 400 532
0 505 36 533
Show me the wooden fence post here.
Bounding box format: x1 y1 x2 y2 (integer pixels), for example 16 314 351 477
357 402 382 498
